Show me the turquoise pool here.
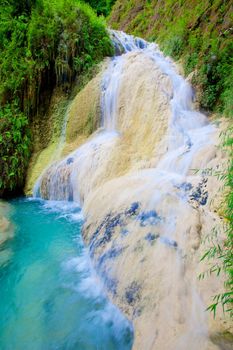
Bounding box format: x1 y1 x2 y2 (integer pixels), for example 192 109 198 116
0 199 133 350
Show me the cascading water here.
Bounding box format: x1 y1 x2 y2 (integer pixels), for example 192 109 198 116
35 30 216 200
32 30 226 350
34 47 127 203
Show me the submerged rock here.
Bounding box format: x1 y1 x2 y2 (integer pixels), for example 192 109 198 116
0 202 14 245
137 210 161 227
144 232 159 244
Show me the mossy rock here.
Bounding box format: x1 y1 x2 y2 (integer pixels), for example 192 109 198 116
210 331 233 350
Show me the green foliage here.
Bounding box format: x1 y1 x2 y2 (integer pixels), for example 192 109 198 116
163 35 185 59
198 125 233 318
0 103 31 194
84 0 116 16
0 0 113 195
184 52 199 75
198 42 233 114
0 0 113 109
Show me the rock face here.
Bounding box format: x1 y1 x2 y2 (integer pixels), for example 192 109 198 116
32 31 232 349
82 153 228 350
0 201 14 245
25 64 106 196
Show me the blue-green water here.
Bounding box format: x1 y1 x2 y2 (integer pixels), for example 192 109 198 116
0 199 133 350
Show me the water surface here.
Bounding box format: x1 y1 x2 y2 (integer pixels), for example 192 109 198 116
0 199 133 350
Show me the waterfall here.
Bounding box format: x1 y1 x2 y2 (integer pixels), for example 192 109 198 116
34 30 215 203
33 30 221 350
34 49 125 202
101 56 124 130
34 32 149 202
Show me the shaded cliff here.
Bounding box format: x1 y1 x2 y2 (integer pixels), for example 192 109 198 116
25 62 107 195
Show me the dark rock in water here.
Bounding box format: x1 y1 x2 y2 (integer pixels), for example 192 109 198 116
125 281 141 305
106 279 117 295
135 38 147 49
113 43 122 56
133 307 142 318
199 192 208 205
160 236 178 248
186 139 193 149
98 246 126 267
190 184 208 206
90 203 141 254
126 202 140 216
89 213 123 255
137 210 161 227
145 233 160 244
121 228 129 236
180 182 193 191
125 44 132 51
104 275 118 295
97 260 119 295
89 213 112 253
66 157 74 165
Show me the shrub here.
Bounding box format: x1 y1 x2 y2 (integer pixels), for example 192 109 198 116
184 52 199 75
0 103 31 195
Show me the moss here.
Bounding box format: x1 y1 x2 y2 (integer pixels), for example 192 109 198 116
25 60 106 195
210 331 233 350
25 88 71 194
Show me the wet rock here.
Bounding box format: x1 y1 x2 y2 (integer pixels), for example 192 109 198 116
137 210 161 227
90 203 141 255
89 213 112 253
106 277 118 295
125 281 141 306
135 38 147 49
125 202 140 216
145 233 160 244
189 178 208 207
0 216 10 233
0 216 13 245
121 228 129 236
160 236 178 248
133 240 144 253
66 157 74 165
210 331 233 350
133 307 142 318
179 182 193 192
98 246 126 267
102 273 118 295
